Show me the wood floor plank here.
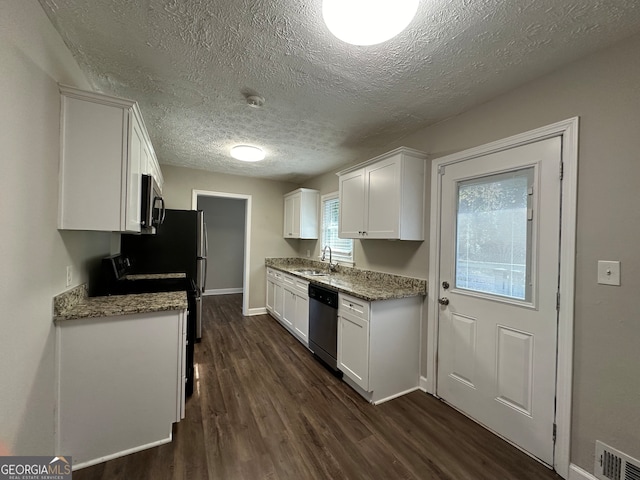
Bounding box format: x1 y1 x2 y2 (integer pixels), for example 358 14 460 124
72 294 562 480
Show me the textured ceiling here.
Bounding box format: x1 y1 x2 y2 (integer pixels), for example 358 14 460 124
39 0 640 182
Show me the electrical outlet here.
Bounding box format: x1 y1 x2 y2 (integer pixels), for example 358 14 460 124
306 250 311 258
66 266 72 287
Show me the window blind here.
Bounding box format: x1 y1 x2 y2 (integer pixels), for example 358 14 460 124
322 194 353 261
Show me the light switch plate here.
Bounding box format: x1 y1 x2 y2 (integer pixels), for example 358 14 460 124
597 260 620 286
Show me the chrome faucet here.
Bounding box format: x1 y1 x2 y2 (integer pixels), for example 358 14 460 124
321 245 338 272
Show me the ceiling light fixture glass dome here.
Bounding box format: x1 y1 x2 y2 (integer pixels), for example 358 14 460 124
322 0 419 46
230 145 265 162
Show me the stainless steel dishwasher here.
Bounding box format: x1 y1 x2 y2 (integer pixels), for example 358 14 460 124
308 284 340 373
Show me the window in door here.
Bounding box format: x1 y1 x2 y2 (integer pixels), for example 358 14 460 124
455 167 534 301
321 192 353 263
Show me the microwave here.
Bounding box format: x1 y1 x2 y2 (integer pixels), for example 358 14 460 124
140 174 165 234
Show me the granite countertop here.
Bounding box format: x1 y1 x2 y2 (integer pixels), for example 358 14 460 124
265 258 427 302
54 284 188 322
124 273 186 280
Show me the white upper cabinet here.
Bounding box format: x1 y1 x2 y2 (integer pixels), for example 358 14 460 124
338 147 427 240
139 128 164 191
58 85 162 232
338 169 366 238
283 188 319 239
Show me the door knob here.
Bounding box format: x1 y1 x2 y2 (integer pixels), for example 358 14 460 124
438 297 450 306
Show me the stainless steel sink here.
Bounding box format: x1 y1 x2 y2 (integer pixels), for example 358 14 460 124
295 269 329 276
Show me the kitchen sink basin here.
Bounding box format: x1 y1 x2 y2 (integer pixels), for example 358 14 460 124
295 269 329 276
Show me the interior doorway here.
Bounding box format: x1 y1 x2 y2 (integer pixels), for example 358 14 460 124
192 190 252 317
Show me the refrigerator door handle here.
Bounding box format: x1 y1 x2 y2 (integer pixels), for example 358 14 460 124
203 257 208 293
203 224 208 258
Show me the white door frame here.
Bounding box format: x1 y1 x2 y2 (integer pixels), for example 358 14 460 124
426 117 578 478
192 189 252 317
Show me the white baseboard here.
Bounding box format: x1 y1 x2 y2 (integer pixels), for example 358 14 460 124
419 376 428 392
372 387 421 405
569 464 597 480
72 436 172 471
246 307 267 316
204 288 243 296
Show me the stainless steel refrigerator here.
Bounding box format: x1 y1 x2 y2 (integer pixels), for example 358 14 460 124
121 209 208 339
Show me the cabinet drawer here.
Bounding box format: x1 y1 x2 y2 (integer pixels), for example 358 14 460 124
282 273 296 287
339 293 369 321
267 267 282 281
294 278 309 296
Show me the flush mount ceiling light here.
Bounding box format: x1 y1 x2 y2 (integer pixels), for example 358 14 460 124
322 0 419 46
230 145 265 162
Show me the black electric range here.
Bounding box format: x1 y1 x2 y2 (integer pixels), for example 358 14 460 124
94 254 196 398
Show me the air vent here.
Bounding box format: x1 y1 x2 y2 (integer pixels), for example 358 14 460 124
595 441 640 480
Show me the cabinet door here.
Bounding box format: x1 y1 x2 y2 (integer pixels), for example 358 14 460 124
294 294 309 344
298 191 319 239
140 138 150 175
266 278 275 313
282 287 296 329
338 312 370 391
339 169 366 238
284 194 302 238
178 311 187 421
126 117 143 232
292 195 301 237
58 96 126 231
273 282 284 320
57 310 183 466
148 155 163 192
365 157 400 239
283 195 294 237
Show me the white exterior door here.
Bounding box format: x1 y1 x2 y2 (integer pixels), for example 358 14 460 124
436 137 561 465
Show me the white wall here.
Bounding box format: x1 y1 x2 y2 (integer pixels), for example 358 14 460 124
198 196 245 292
396 34 640 474
301 32 640 475
0 0 112 455
161 165 299 310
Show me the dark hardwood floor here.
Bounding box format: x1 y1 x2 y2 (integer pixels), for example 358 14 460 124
74 294 562 479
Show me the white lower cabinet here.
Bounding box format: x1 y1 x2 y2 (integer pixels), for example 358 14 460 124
56 309 186 469
338 292 422 404
266 273 275 312
273 282 283 320
338 310 370 390
282 286 296 329
294 293 309 344
266 268 309 346
267 269 284 321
